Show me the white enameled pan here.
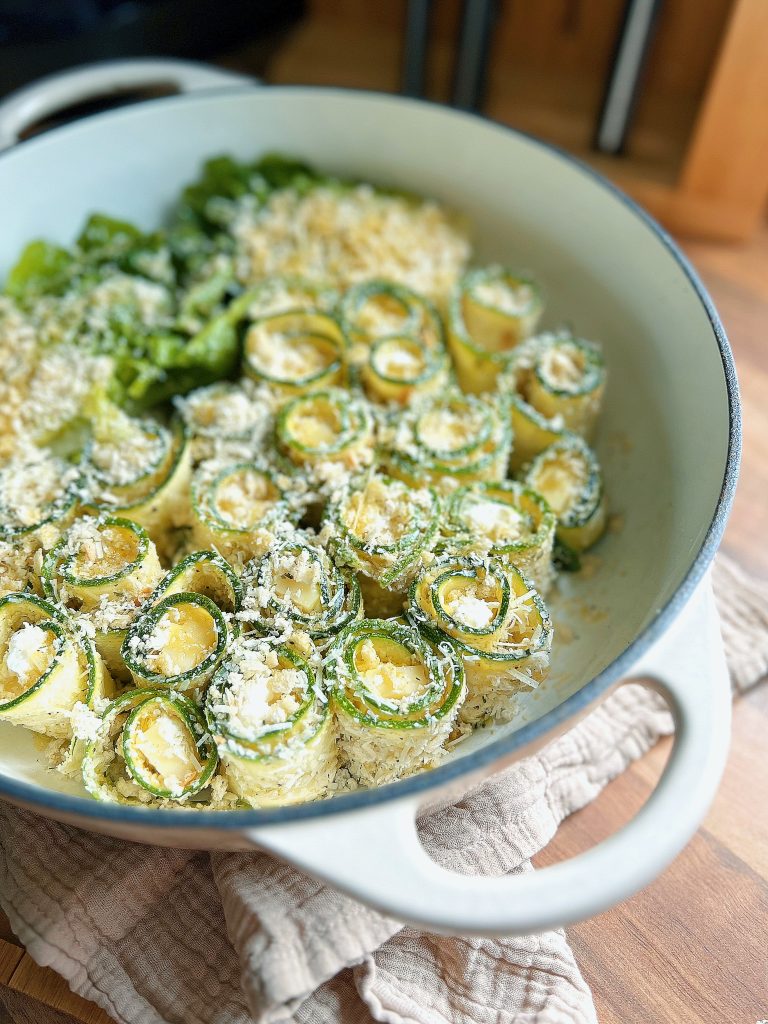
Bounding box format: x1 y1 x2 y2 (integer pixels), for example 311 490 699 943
0 60 740 936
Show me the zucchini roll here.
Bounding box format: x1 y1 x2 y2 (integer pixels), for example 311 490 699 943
274 388 375 490
382 390 511 493
323 473 441 614
151 549 242 614
86 415 191 540
524 435 607 555
360 335 451 406
500 332 605 470
0 593 101 737
340 279 444 350
443 481 555 593
82 688 218 806
190 461 294 566
41 516 163 680
408 554 552 725
122 591 229 693
0 448 81 547
205 636 336 807
243 311 347 396
234 275 338 321
447 266 542 392
175 381 270 463
241 534 362 646
325 617 465 787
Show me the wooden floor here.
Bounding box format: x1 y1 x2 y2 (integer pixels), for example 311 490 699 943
2 12 768 1023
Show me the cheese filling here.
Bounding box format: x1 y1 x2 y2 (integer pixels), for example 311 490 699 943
92 420 167 487
271 550 324 615
70 525 141 580
538 344 587 392
417 406 483 454
441 580 502 630
127 703 205 792
470 279 533 316
372 338 426 381
286 398 343 451
462 498 534 544
213 641 308 738
212 469 279 528
354 637 430 702
144 605 218 676
246 327 336 382
353 293 413 339
343 479 413 547
529 454 587 516
1 623 58 699
0 453 74 528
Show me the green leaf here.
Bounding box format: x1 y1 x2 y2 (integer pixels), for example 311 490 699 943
77 213 143 253
5 240 74 299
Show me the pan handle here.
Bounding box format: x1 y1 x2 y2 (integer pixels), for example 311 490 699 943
245 576 731 935
0 58 255 151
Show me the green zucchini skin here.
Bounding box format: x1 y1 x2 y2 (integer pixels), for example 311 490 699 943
83 687 218 805
205 638 337 807
407 554 552 725
242 310 348 395
189 460 295 565
500 332 606 470
121 590 229 693
380 389 512 493
442 480 556 593
447 265 543 393
0 592 105 738
524 434 607 553
84 415 192 544
41 516 163 682
322 472 442 591
240 535 362 646
149 549 243 614
325 617 465 786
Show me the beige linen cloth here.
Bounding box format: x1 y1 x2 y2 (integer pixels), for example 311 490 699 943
1 554 767 1024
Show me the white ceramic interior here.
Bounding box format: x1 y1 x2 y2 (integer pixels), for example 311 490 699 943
0 86 736 822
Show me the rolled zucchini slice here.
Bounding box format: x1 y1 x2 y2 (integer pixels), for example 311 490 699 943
174 381 270 462
233 275 338 321
82 688 218 805
242 310 347 395
241 535 362 646
323 472 441 600
41 516 163 681
500 332 605 470
524 435 606 554
0 449 81 546
205 637 336 807
86 415 191 540
0 593 99 737
190 461 294 565
150 549 242 614
325 617 465 787
382 390 512 493
444 481 555 593
122 591 228 693
447 266 542 392
360 334 451 405
275 388 375 486
408 554 552 725
339 279 444 352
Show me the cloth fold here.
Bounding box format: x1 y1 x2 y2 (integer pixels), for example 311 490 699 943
1 554 767 1024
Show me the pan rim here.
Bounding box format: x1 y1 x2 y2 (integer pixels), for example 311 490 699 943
0 84 741 830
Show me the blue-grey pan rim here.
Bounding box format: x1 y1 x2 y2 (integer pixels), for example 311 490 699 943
0 84 742 829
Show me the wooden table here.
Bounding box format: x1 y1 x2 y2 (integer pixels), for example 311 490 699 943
0 227 766 1022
